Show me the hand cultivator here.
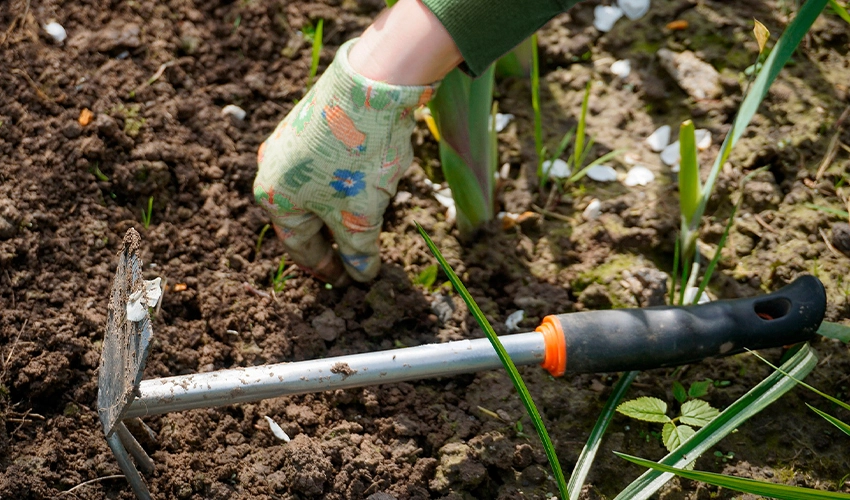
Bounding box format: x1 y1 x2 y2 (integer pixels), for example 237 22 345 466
98 229 826 499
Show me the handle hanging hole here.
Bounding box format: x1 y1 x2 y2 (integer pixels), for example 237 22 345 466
754 297 791 321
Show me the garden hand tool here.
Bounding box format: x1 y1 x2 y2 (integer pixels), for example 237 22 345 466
98 229 826 499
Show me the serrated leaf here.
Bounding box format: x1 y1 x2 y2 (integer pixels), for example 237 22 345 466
672 381 687 404
662 423 695 452
753 19 770 54
688 380 712 399
617 397 671 423
415 264 438 289
679 400 720 428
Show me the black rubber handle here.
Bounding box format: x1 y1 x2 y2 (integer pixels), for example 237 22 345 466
555 275 826 374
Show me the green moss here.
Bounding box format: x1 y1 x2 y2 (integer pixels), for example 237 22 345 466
572 254 642 294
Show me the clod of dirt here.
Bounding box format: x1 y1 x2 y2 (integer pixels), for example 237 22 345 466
657 49 722 100
86 20 141 53
578 283 613 310
366 493 398 500
622 267 668 307
0 215 15 239
312 309 346 341
832 222 850 257
430 293 455 324
276 434 333 496
429 442 487 493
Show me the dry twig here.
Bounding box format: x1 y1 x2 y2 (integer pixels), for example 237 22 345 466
61 475 126 496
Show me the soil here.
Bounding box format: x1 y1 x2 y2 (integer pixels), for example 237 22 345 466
1 0 849 499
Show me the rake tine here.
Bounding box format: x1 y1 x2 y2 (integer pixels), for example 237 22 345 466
106 432 152 500
115 421 155 475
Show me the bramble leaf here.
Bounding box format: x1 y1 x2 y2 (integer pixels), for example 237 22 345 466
662 423 695 452
672 381 687 404
680 400 720 428
617 397 671 423
688 380 712 399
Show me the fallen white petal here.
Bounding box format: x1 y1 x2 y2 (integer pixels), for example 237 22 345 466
683 286 710 304
586 164 618 182
624 166 655 186
264 416 291 442
433 188 455 209
593 5 624 32
660 141 680 166
44 22 67 43
221 104 246 121
646 125 670 152
670 163 681 173
493 113 514 133
505 310 525 332
695 128 711 150
623 152 640 165
543 158 571 179
618 0 650 20
126 278 162 322
498 211 519 222
582 198 602 220
610 59 631 78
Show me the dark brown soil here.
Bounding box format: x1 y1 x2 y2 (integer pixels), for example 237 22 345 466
2 0 849 499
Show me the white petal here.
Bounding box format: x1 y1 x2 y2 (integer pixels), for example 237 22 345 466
610 59 631 78
586 164 618 182
433 188 455 209
695 129 711 150
624 166 655 186
660 141 680 166
493 113 514 133
505 310 525 332
582 198 602 220
144 277 162 308
618 0 650 20
683 286 710 304
543 158 571 179
264 416 291 442
44 22 67 43
126 278 162 322
593 5 624 32
221 104 247 121
670 163 681 173
646 125 670 152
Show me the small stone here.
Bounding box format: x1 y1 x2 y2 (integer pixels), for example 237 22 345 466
646 125 670 152
543 158 571 179
582 198 602 221
505 310 525 332
660 141 680 167
618 0 650 20
593 5 624 32
44 22 67 43
695 129 712 150
430 293 455 324
624 165 655 186
657 49 722 100
611 59 631 78
493 113 514 132
586 164 618 182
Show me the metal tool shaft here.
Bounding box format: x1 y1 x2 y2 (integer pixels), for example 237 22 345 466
126 331 545 418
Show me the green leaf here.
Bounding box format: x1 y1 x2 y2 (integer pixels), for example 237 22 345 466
688 380 712 399
662 423 695 452
415 264 438 289
829 0 850 24
817 321 850 343
678 120 701 227
617 452 850 499
572 81 592 167
614 344 818 500
748 349 850 413
415 222 568 500
568 149 626 184
568 371 638 500
306 19 324 90
679 400 720 428
617 397 671 423
805 203 850 219
807 404 850 437
672 381 687 404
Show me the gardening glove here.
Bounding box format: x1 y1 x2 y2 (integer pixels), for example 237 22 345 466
254 39 438 285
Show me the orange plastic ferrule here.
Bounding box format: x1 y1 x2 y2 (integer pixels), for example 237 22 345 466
537 315 567 377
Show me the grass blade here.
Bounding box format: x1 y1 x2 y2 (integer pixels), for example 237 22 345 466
817 321 850 343
306 19 324 90
532 34 544 184
568 149 625 184
568 371 639 500
807 404 850 437
747 349 850 413
678 120 701 225
416 222 568 500
695 0 828 226
614 344 818 500
572 81 592 168
829 0 850 24
805 203 850 219
616 452 850 499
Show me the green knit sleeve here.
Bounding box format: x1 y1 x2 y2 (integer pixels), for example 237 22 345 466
421 0 582 77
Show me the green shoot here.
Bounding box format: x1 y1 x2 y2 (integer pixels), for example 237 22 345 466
571 81 591 169
806 202 850 220
617 396 720 453
255 223 271 256
90 162 109 182
416 222 568 499
617 452 850 499
817 321 850 343
828 0 850 23
531 34 544 185
141 196 153 229
272 256 291 293
306 19 324 90
414 264 438 291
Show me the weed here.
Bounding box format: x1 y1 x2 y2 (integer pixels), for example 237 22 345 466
305 19 324 90
617 392 720 453
90 162 109 182
255 223 271 256
140 196 153 229
271 256 292 292
414 264 438 291
110 103 146 137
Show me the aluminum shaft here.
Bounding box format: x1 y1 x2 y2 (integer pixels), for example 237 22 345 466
125 331 546 418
